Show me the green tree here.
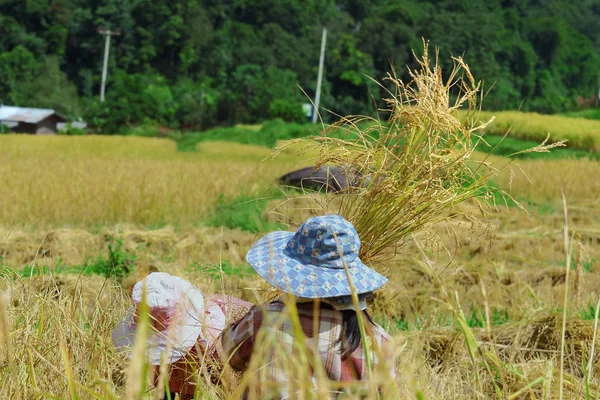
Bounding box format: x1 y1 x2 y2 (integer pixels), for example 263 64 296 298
22 56 81 116
0 46 40 105
1 0 599 129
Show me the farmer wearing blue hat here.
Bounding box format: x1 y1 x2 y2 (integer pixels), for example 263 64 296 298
222 214 396 398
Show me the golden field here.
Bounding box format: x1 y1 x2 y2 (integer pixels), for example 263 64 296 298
1 134 600 399
462 110 600 151
0 135 304 227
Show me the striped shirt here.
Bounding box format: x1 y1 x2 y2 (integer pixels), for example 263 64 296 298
222 301 396 399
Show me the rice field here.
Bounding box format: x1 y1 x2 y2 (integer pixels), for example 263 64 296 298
0 135 305 227
462 110 600 151
1 131 600 399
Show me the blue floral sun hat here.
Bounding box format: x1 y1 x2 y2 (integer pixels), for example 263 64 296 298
246 214 388 298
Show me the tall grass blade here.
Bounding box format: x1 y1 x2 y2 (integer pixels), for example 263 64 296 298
507 376 544 400
0 293 12 366
559 190 571 400
587 296 600 388
125 282 151 399
59 336 79 400
27 348 39 392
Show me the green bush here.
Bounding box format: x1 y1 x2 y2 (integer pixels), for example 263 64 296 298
0 266 17 277
259 119 314 143
175 126 260 151
563 109 600 121
174 120 322 151
268 99 306 123
57 123 86 136
85 72 178 134
119 123 163 137
1 237 135 281
87 235 135 279
206 193 285 233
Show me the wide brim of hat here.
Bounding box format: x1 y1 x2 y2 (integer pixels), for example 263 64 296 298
112 280 222 365
246 231 387 298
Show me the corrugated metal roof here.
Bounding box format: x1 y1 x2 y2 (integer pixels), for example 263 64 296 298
0 106 64 124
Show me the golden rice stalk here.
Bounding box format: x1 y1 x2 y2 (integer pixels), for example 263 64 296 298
125 283 151 399
273 39 560 265
0 292 12 366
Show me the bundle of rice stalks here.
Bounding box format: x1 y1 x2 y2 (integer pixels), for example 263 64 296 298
17 274 114 313
0 228 101 266
412 311 600 399
273 40 565 265
421 314 599 376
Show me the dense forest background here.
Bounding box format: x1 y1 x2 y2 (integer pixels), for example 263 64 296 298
1 0 599 132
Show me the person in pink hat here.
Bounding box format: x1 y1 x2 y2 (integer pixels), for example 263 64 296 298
112 272 252 399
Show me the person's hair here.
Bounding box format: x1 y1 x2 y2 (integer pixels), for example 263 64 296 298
321 302 375 359
339 309 375 359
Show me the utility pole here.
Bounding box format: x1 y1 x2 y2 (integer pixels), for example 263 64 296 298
596 76 600 108
98 27 121 102
312 28 327 123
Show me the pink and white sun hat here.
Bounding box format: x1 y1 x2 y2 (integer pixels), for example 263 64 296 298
111 272 226 365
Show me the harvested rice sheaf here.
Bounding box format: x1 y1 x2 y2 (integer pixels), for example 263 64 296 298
421 314 600 376
274 41 566 266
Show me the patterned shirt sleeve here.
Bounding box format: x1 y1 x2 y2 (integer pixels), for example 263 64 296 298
221 305 262 371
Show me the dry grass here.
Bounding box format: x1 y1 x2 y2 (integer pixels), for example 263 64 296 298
0 274 127 399
0 166 598 399
0 138 598 398
2 242 600 399
0 225 258 271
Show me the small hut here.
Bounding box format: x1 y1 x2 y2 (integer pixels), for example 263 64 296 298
0 106 67 134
